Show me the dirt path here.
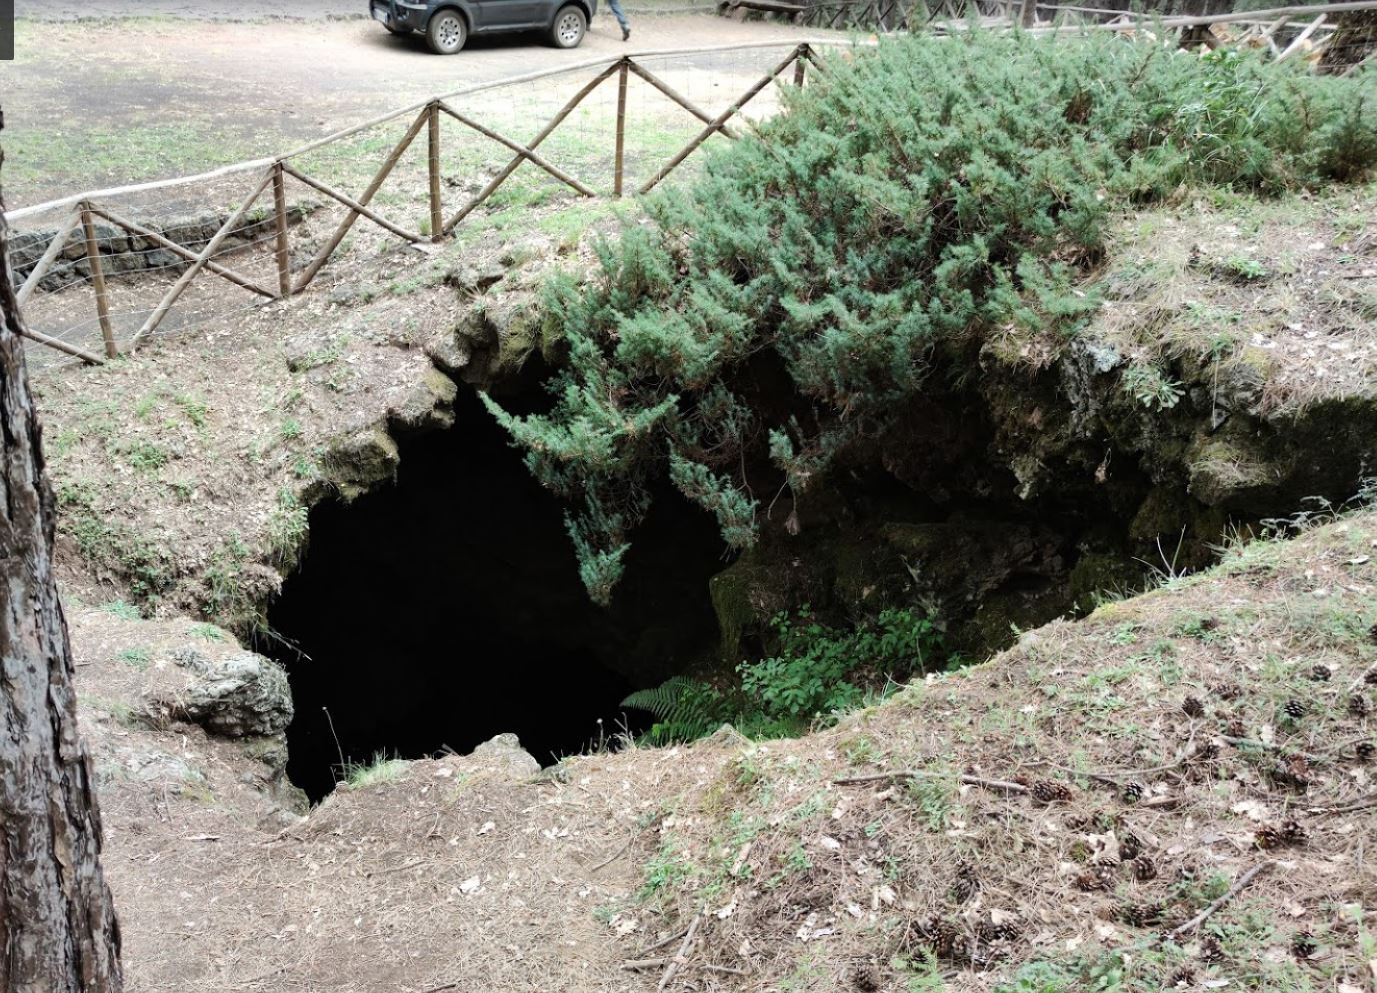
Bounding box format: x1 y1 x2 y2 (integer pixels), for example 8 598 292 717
3 13 828 207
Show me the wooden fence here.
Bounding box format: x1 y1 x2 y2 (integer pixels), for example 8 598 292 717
6 42 827 367
759 0 1377 59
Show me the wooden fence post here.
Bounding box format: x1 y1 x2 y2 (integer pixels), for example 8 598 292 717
132 167 275 347
794 44 809 86
614 59 629 198
1019 0 1036 27
272 162 292 298
427 101 444 241
79 203 117 359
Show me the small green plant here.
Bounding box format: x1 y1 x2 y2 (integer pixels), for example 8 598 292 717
266 488 309 569
174 393 209 428
278 418 304 444
115 647 151 671
112 439 169 474
1221 253 1270 282
188 623 226 642
134 394 159 419
638 840 693 904
1121 363 1185 411
342 752 407 790
905 775 957 832
100 600 142 620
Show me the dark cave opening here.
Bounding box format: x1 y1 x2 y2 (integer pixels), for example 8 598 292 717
267 376 729 803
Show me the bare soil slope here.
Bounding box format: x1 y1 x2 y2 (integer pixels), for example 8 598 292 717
74 509 1377 992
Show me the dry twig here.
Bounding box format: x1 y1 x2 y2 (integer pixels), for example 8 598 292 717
834 770 1028 793
1166 861 1275 941
657 909 704 992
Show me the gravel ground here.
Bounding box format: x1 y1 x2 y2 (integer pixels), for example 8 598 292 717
2 11 829 207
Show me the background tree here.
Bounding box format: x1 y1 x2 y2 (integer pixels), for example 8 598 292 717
0 108 123 993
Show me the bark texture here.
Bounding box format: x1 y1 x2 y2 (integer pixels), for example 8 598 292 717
0 110 124 993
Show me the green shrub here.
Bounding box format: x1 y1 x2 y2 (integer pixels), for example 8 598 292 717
485 32 1377 602
624 606 945 742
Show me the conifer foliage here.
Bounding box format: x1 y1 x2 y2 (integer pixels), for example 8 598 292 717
484 33 1377 602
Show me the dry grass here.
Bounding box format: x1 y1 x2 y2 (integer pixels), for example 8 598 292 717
1094 182 1377 416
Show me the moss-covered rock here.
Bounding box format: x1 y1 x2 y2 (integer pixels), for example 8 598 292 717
320 428 399 502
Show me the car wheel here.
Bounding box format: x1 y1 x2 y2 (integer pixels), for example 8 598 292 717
549 5 586 48
426 9 467 54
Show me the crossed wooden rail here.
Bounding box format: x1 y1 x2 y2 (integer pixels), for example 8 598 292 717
10 44 819 367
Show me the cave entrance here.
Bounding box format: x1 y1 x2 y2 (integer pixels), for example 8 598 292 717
267 376 727 803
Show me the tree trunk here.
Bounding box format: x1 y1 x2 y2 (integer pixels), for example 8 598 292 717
0 109 124 992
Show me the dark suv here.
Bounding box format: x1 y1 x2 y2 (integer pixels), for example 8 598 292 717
370 0 597 54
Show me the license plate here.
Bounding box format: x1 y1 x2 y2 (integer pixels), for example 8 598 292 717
371 7 389 23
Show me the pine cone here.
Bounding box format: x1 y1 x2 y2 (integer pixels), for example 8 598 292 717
1199 935 1225 964
1191 741 1220 763
1350 694 1371 718
1119 901 1164 928
1121 780 1146 804
1366 666 1377 685
1224 718 1247 738
949 862 978 904
1182 696 1206 718
850 963 882 991
1368 624 1377 646
1130 855 1157 881
1269 756 1311 792
1290 931 1317 960
1357 741 1375 762
976 919 1021 943
916 919 962 960
1168 967 1196 988
1031 780 1073 803
1210 681 1241 702
1307 664 1332 682
1119 831 1145 861
1282 699 1307 720
1075 866 1115 891
1257 820 1307 849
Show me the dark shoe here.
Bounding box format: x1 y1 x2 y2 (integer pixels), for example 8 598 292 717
621 25 630 40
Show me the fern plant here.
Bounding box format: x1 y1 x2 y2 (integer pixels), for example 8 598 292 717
624 607 946 743
622 676 726 744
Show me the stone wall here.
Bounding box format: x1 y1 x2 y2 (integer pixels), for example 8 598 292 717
6 203 315 294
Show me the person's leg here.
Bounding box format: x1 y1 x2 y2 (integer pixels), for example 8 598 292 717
608 0 630 39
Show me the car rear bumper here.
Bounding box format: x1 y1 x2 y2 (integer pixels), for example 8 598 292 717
370 0 429 31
